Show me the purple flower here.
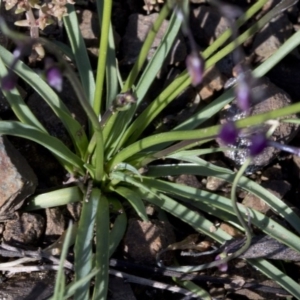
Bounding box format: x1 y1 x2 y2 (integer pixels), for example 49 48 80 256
233 64 255 112
1 72 17 91
249 133 268 157
186 51 204 86
215 253 228 272
235 75 251 112
218 122 239 145
46 67 63 92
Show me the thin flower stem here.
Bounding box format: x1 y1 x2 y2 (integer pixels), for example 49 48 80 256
229 157 252 257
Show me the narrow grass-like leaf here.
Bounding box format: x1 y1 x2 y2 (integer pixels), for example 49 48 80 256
283 118 300 124
94 0 112 116
25 186 83 211
176 28 300 133
52 222 74 300
203 0 268 59
64 268 100 299
63 4 95 106
0 44 88 156
122 3 171 92
114 186 149 222
135 187 231 243
249 259 300 299
121 1 300 150
93 195 109 300
110 171 158 199
106 23 119 108
0 57 45 130
142 177 300 255
146 164 300 234
136 185 300 296
112 162 142 180
51 41 75 61
0 121 84 173
108 100 300 170
109 212 127 257
173 148 228 156
173 278 211 300
110 10 182 150
74 188 99 300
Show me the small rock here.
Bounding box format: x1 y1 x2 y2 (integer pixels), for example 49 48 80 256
219 222 243 237
252 13 293 61
191 6 234 75
78 9 100 43
242 193 271 214
3 212 45 245
78 9 100 59
45 207 66 243
242 180 291 214
0 271 55 300
175 174 202 188
0 136 37 218
67 202 82 222
218 77 299 172
78 9 120 60
199 66 226 101
121 13 186 65
191 6 230 45
206 176 227 191
124 218 175 265
109 278 137 300
261 164 283 180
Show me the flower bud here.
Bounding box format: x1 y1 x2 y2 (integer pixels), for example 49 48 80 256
235 75 251 112
249 133 268 157
218 122 239 145
233 64 254 112
113 91 136 111
215 253 228 272
46 66 63 92
186 51 204 87
1 72 17 91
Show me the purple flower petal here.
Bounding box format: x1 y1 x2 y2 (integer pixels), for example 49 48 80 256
1 72 17 91
218 122 239 145
249 133 268 156
235 77 251 111
186 52 204 86
46 67 63 92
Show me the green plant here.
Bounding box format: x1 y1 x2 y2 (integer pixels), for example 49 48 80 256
1 0 300 298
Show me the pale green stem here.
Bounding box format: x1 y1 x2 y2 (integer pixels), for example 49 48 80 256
93 0 113 117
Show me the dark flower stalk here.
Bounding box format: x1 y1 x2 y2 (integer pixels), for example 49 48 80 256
170 0 205 86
